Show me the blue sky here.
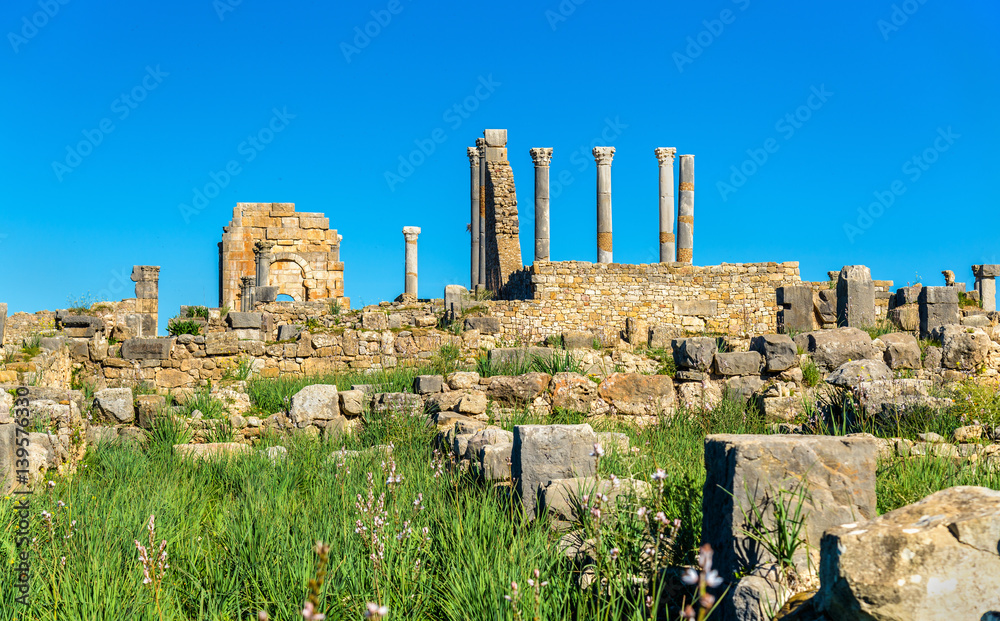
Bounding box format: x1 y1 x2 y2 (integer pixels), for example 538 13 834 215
2 0 998 331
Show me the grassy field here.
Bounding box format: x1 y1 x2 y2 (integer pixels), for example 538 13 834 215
3 369 1000 621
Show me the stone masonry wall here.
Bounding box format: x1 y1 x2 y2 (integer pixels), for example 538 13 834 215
219 202 346 310
490 261 802 340
484 161 523 297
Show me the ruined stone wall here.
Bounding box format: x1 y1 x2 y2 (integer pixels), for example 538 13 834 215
484 161 523 296
219 202 346 310
489 261 802 340
806 278 895 319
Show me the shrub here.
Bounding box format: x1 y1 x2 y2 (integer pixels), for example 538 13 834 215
20 334 42 357
801 357 821 387
167 318 201 336
185 306 210 319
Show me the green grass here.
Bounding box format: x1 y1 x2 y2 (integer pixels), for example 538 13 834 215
177 387 227 420
20 334 42 358
167 318 202 336
245 368 425 416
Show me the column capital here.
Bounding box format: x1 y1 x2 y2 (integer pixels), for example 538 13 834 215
253 239 275 255
402 226 421 241
240 276 255 287
654 147 677 164
529 148 553 166
593 146 615 165
475 137 486 148
467 147 480 166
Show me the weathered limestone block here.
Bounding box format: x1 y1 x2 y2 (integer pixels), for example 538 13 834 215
227 312 262 329
895 284 922 306
121 338 171 360
489 372 551 405
156 368 192 389
338 389 365 417
464 427 514 461
361 311 388 331
919 286 959 337
206 332 239 356
837 265 876 328
815 289 838 326
93 388 134 423
539 477 651 525
561 330 595 349
479 443 513 481
60 314 105 338
879 332 921 369
795 328 874 372
174 443 253 460
550 372 598 413
776 285 815 334
597 373 675 415
289 384 340 424
888 303 920 332
446 371 480 390
856 379 953 417
826 359 891 389
135 394 165 429
277 325 301 342
647 325 674 350
703 434 878 579
940 324 993 370
728 566 794 621
725 376 765 402
749 334 798 372
371 392 424 417
457 391 487 415
815 486 1000 620
512 424 598 519
671 337 718 371
413 375 443 395
488 347 551 367
677 381 723 411
464 316 500 334
713 351 763 376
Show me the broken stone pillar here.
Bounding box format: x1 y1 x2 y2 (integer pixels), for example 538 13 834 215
973 264 999 312
468 146 480 289
593 147 615 263
529 148 552 263
240 276 256 312
677 154 695 264
919 286 959 338
655 147 677 263
776 286 815 334
403 226 421 299
512 424 598 520
131 266 160 337
477 137 487 289
703 434 878 580
253 240 274 287
836 265 875 328
444 285 470 321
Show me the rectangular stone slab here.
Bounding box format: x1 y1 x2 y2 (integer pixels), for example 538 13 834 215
512 424 597 520
702 434 877 580
121 338 171 360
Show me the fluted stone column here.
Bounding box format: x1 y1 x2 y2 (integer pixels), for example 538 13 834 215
240 276 255 312
530 148 553 262
655 148 677 263
476 138 487 289
253 240 274 287
403 226 421 299
468 147 481 289
593 147 615 263
677 154 695 264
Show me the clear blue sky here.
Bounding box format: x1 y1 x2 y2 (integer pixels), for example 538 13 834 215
2 0 998 332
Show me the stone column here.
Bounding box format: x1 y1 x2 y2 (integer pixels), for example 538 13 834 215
837 265 876 328
593 147 615 263
677 154 694 264
974 265 999 312
403 226 421 299
468 146 480 289
529 148 553 262
240 276 256 312
476 138 487 289
253 240 274 287
131 265 160 337
655 147 677 263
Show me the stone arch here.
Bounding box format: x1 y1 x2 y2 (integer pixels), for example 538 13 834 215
268 252 313 302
